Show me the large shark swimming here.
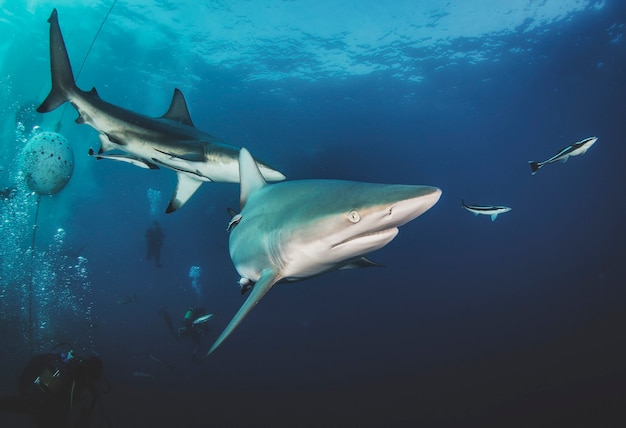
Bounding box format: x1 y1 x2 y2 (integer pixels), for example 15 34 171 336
207 148 442 355
37 9 285 213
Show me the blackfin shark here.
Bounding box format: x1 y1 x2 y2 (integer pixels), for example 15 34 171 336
37 9 285 213
529 136 598 175
462 200 511 221
207 148 442 355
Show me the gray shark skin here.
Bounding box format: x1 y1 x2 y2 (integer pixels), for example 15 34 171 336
207 148 442 355
37 9 285 213
529 136 597 175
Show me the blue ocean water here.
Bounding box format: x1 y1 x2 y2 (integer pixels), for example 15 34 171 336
1 1 625 427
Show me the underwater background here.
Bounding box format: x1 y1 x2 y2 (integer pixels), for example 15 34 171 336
1 0 625 426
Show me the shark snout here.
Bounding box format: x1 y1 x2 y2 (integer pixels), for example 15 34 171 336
390 186 442 225
418 186 442 210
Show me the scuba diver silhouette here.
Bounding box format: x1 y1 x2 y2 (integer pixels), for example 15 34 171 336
144 221 164 267
0 345 109 427
160 306 211 361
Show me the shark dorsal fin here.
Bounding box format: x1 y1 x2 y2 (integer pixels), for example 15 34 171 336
161 88 195 127
239 148 267 209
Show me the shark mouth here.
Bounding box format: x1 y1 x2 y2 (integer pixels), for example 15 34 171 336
331 227 399 251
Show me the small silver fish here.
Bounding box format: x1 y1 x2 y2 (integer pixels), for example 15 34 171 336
192 314 214 325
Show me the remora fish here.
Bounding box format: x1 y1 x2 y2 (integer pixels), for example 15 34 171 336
462 200 511 222
37 9 285 213
529 136 598 175
207 148 442 355
132 372 154 379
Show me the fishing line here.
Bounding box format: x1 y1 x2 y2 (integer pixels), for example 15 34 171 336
57 0 118 128
25 3 118 353
28 194 41 356
76 0 119 83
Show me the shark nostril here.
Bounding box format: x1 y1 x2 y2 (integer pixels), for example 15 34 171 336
348 210 360 223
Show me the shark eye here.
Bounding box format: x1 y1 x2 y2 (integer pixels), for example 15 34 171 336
348 210 360 223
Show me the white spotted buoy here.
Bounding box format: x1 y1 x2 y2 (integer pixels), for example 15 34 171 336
20 132 74 195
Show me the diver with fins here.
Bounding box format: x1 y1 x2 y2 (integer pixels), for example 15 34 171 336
0 344 110 427
159 306 212 361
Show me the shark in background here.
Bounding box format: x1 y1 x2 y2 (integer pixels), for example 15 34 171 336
529 136 598 175
37 9 285 213
207 148 442 355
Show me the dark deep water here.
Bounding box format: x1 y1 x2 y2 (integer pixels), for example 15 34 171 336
1 1 625 427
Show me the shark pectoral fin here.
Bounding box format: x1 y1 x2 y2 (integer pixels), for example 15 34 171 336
207 268 279 356
88 148 159 169
560 156 568 163
166 173 204 213
490 214 498 221
340 256 385 270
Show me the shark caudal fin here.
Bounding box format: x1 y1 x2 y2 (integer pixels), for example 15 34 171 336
37 9 78 113
528 161 541 175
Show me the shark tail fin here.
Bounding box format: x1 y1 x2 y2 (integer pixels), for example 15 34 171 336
37 9 78 113
528 161 541 175
239 148 267 209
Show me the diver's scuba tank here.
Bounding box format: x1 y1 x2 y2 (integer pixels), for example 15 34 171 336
32 353 72 396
